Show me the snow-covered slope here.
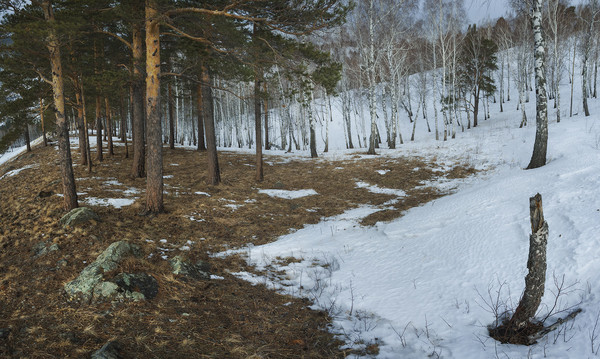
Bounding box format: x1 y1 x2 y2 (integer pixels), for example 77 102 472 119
223 76 600 357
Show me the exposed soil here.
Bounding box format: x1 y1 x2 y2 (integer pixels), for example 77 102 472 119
0 140 477 358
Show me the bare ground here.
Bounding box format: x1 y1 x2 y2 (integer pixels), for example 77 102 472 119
0 140 477 358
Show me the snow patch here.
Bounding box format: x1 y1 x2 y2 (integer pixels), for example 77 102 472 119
258 189 318 199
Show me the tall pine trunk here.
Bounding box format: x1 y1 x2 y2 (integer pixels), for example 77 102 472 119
42 0 78 211
144 0 163 213
39 98 48 147
254 76 264 181
95 95 103 161
263 82 270 151
196 81 206 151
24 122 31 152
168 80 175 149
131 22 145 178
75 89 87 165
203 67 220 185
105 98 114 156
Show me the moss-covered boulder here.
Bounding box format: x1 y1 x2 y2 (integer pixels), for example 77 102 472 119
59 207 100 228
64 241 142 302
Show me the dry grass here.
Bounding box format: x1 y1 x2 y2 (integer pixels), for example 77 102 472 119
0 140 478 358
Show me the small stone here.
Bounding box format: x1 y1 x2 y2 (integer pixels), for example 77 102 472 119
37 190 54 198
0 327 10 339
274 181 285 189
91 340 121 359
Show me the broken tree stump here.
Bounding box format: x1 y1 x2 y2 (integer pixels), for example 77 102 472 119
490 193 549 344
511 193 548 329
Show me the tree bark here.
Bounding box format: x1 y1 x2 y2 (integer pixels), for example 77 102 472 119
42 0 78 211
196 81 206 151
75 89 87 165
526 0 549 170
510 193 548 330
202 67 220 185
105 97 114 156
254 76 264 181
168 80 175 149
81 76 93 173
144 0 164 214
24 122 31 152
40 98 48 147
263 82 270 151
95 94 103 161
131 21 146 178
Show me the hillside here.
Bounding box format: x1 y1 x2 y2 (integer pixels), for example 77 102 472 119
0 137 475 357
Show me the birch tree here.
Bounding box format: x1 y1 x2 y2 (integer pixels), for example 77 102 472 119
526 0 550 169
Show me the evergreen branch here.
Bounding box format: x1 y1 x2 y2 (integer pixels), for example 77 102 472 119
94 29 133 51
161 23 232 55
164 7 265 24
32 67 51 85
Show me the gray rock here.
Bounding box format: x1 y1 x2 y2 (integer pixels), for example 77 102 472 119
91 340 121 359
92 282 120 300
60 207 100 228
169 256 210 280
274 181 285 189
33 241 60 258
0 327 10 339
64 241 141 302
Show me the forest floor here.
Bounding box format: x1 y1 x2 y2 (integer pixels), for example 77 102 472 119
0 139 476 358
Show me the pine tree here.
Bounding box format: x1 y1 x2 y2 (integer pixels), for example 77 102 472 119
455 24 498 128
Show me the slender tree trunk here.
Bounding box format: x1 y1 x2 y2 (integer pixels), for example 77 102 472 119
263 82 270 151
75 90 87 165
95 95 103 161
202 67 221 185
24 122 31 152
81 76 93 173
105 98 114 156
119 91 128 158
527 0 549 170
145 0 163 213
120 92 126 142
196 82 206 151
168 80 175 149
131 22 145 178
570 41 576 117
473 89 479 127
42 0 78 211
367 0 377 155
39 98 48 146
254 75 264 181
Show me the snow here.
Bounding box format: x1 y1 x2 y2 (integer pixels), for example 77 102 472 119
0 136 43 167
355 181 406 197
84 197 135 208
0 163 38 180
218 78 600 357
258 189 318 199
